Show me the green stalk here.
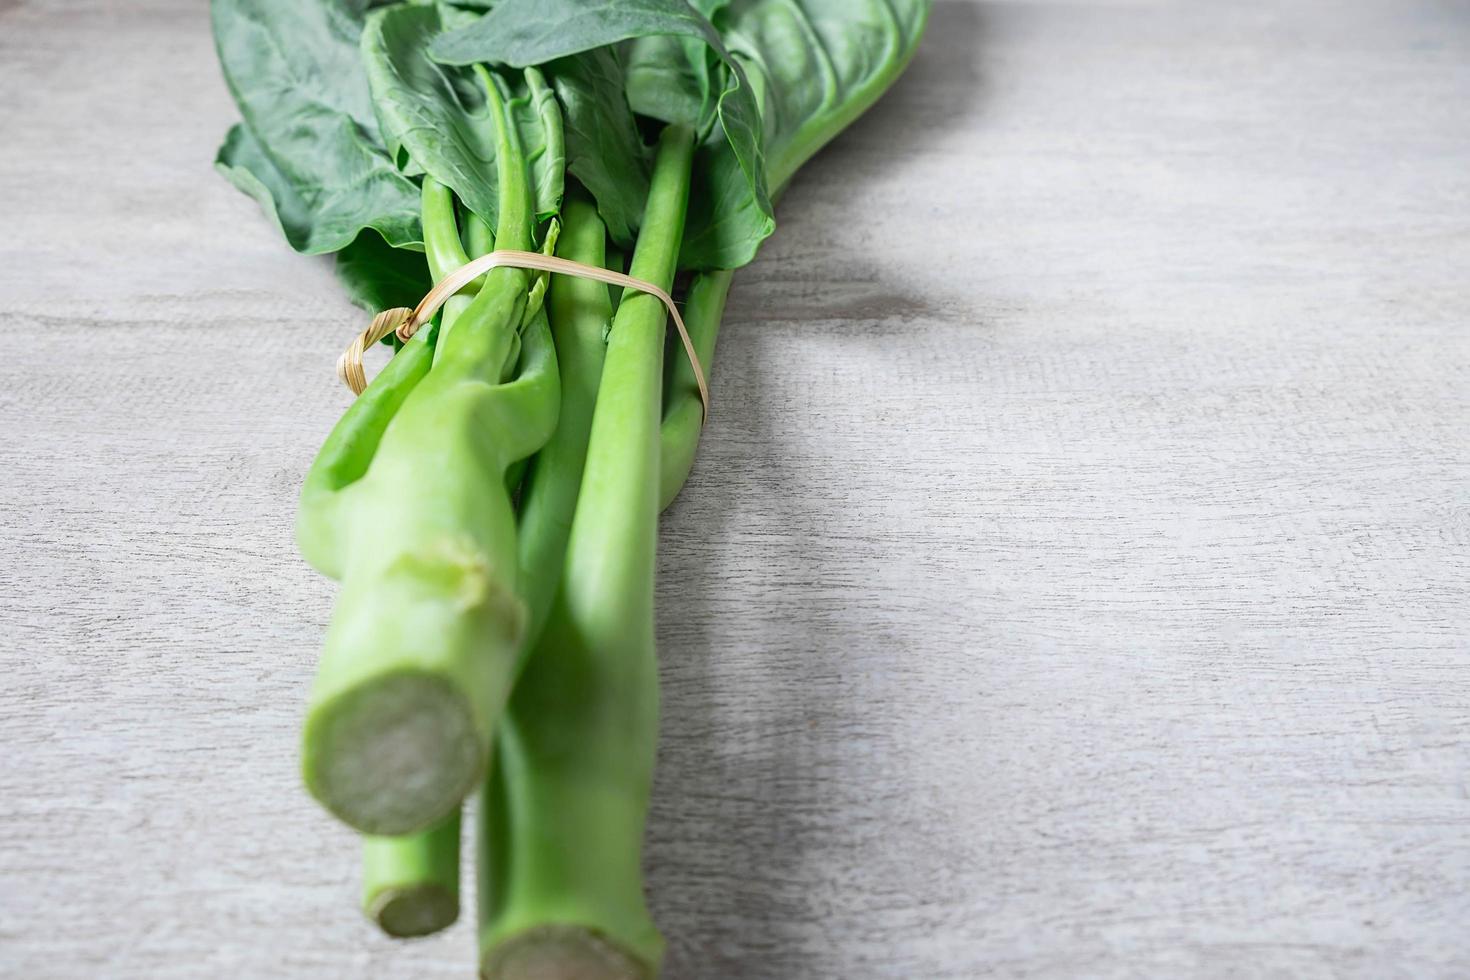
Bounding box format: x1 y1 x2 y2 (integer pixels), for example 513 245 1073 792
359 193 610 942
352 188 465 938
478 125 695 980
298 67 558 837
354 175 504 937
512 192 612 647
657 269 732 510
362 812 461 938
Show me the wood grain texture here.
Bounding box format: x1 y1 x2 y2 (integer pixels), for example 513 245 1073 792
2 0 1468 977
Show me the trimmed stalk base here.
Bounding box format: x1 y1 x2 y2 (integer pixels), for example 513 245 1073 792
304 671 481 835
482 926 649 980
368 883 459 938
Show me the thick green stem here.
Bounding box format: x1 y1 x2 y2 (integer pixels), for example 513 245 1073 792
351 179 510 933
362 812 460 937
512 193 611 649
657 269 732 510
563 123 691 619
300 289 556 835
478 125 695 980
299 66 560 837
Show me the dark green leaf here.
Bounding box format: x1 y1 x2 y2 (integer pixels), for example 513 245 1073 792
334 230 434 314
623 35 713 131
363 3 564 238
211 0 421 253
430 0 774 267
361 3 500 226
215 123 316 250
431 0 719 67
683 0 930 267
544 49 650 246
722 0 931 189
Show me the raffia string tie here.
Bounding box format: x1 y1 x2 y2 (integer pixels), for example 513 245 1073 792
337 249 709 421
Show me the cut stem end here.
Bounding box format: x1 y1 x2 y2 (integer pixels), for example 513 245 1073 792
304 671 482 835
368 883 459 938
482 926 650 980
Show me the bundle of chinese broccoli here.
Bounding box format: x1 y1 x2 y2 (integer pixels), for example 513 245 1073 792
213 0 928 974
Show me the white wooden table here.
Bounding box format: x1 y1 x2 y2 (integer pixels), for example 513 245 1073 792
3 1 1467 976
